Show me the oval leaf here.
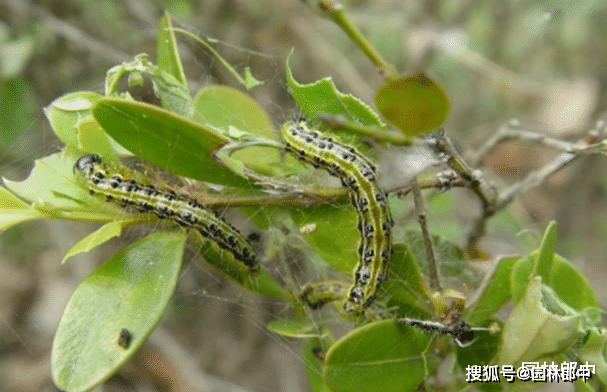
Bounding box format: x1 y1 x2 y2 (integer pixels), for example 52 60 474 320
374 73 449 137
51 230 186 392
324 319 435 392
92 98 251 187
193 85 280 175
3 151 116 214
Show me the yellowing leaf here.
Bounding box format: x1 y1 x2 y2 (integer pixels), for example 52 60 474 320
374 73 449 137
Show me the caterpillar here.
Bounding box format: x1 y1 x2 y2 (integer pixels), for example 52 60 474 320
299 280 349 309
299 280 389 320
73 154 258 272
397 318 478 348
281 120 393 314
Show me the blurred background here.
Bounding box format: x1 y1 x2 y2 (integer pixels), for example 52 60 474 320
1 0 606 391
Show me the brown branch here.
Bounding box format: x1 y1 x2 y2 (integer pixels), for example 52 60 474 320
429 122 607 255
411 178 442 292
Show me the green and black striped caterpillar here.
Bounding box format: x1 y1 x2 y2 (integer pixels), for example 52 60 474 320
73 154 258 272
281 120 393 314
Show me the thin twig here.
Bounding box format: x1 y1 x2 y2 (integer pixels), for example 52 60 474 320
317 0 396 76
467 121 607 166
393 172 467 197
431 131 498 209
496 152 579 210
411 177 442 292
454 122 607 253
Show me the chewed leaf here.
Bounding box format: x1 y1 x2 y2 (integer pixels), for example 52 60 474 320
286 50 384 127
3 152 114 213
52 231 186 392
374 73 449 137
105 54 193 118
494 277 580 366
45 91 103 151
93 98 252 187
0 187 44 232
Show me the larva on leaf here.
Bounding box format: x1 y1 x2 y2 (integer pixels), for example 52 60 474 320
281 121 393 314
73 154 258 273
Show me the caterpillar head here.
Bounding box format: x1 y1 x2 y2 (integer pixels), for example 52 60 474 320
74 154 103 175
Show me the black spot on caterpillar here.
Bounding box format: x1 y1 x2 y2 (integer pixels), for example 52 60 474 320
281 121 392 314
74 154 258 272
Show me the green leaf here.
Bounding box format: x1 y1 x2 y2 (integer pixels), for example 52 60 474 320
248 268 291 299
192 85 281 175
262 202 359 275
285 49 384 127
578 328 607 385
494 277 580 366
51 231 186 392
76 117 119 161
548 254 599 310
374 73 450 137
0 187 43 232
455 320 502 372
3 151 115 214
296 203 359 275
511 252 598 310
405 230 480 287
242 66 263 90
324 319 436 392
510 253 534 303
92 98 251 187
266 318 325 338
62 220 138 263
44 91 104 151
156 12 187 86
190 230 290 299
533 220 557 279
465 256 517 325
105 53 193 118
303 337 333 392
382 243 432 318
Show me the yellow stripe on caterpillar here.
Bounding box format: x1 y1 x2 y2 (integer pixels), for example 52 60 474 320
280 121 393 314
74 154 258 272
